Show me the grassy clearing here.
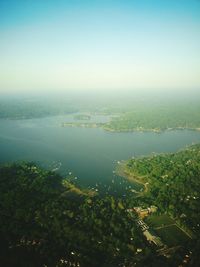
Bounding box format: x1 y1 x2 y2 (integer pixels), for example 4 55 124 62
155 225 190 247
145 214 175 228
145 214 191 247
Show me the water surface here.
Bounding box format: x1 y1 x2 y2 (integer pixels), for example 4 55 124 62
1 115 200 195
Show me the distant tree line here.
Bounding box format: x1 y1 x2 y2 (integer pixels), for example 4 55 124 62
105 105 200 131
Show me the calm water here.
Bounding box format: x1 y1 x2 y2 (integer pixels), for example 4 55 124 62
1 115 200 195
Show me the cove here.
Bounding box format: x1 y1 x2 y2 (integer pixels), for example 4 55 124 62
1 115 200 195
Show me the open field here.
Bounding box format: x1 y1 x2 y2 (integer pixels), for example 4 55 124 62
145 214 175 228
155 225 190 247
145 215 191 247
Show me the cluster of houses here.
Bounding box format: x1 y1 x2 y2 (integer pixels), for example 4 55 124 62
127 205 157 219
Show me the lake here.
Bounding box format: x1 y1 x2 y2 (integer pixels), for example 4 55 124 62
1 115 200 196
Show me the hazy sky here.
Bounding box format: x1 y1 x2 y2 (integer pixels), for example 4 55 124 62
0 0 200 93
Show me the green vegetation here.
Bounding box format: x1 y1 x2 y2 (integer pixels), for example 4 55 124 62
145 215 190 247
1 94 200 266
155 225 190 247
145 214 175 228
2 96 200 134
61 104 200 134
123 144 200 266
105 105 200 132
2 162 167 267
62 122 104 128
0 99 77 119
126 144 200 232
1 156 199 266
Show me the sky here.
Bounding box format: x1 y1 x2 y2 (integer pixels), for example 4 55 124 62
0 0 200 94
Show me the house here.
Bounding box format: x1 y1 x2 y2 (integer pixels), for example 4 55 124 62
133 205 158 219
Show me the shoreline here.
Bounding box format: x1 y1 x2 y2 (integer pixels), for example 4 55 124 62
103 126 200 133
61 122 200 134
116 161 148 195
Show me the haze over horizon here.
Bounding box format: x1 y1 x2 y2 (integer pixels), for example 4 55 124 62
0 0 200 94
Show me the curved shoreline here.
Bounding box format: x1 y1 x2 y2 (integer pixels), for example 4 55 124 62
116 161 148 195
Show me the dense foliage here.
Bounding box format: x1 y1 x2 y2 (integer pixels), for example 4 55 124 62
0 163 156 267
105 105 200 132
126 144 200 266
127 144 200 227
1 144 200 266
